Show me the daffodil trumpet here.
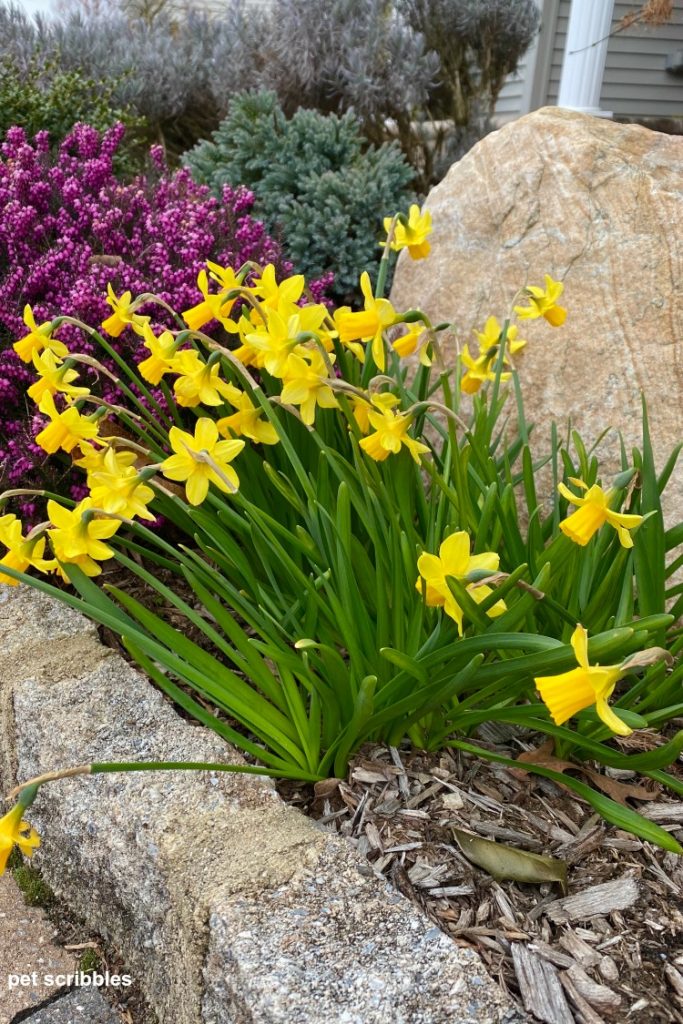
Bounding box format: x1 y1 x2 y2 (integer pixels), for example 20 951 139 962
535 624 635 736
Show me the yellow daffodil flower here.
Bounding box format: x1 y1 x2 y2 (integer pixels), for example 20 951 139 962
35 393 100 454
251 264 305 313
47 498 120 577
0 795 40 875
0 515 56 584
137 326 181 385
334 272 398 372
559 478 643 549
74 443 109 472
170 350 236 408
230 322 262 368
101 284 150 338
350 393 392 435
27 350 89 404
535 624 631 736
161 418 245 506
474 316 526 358
514 274 567 326
217 390 279 445
87 448 156 520
460 317 525 395
416 531 506 636
384 205 432 260
392 323 432 365
245 307 327 378
182 268 241 334
279 350 339 426
460 344 511 394
359 394 429 464
13 306 69 364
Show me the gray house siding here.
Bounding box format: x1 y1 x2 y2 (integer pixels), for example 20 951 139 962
545 0 571 105
494 0 683 122
494 51 532 124
600 0 683 116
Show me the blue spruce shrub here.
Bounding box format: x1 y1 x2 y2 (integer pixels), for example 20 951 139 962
185 91 416 302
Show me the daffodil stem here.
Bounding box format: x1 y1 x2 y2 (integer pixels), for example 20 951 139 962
375 215 398 299
6 765 91 801
17 784 39 810
6 760 322 800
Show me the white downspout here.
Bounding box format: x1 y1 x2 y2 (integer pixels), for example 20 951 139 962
557 0 615 117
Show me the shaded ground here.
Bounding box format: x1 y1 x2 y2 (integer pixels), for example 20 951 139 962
282 727 683 1024
0 874 76 1020
0 869 154 1024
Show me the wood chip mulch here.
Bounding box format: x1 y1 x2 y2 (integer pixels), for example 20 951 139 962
280 724 683 1024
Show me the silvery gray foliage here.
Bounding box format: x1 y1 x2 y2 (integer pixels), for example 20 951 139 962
186 90 415 302
261 0 439 141
398 0 540 118
0 1 264 154
0 0 539 182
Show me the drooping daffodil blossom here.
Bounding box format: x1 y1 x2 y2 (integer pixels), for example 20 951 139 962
559 478 643 549
474 316 526 358
47 498 121 577
87 447 156 521
514 274 567 326
384 205 432 260
535 624 631 736
137 326 182 385
27 349 90 404
170 350 237 408
101 284 150 338
392 323 432 366
161 418 245 506
334 272 399 372
0 514 56 585
182 267 241 334
459 317 525 394
358 393 430 463
279 350 340 426
416 531 506 636
217 389 280 445
0 786 40 876
34 393 100 455
460 344 512 395
13 306 68 364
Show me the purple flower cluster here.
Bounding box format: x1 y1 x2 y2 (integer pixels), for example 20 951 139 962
0 122 294 517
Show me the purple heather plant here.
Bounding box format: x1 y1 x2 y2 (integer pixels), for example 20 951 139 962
0 122 309 519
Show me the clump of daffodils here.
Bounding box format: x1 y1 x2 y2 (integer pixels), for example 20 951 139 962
0 206 651 752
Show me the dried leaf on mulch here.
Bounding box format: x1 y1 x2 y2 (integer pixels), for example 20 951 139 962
452 827 568 894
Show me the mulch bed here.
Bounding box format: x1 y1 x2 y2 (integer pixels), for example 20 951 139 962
280 725 683 1024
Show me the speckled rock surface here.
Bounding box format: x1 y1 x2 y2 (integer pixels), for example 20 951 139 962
390 107 683 521
20 987 121 1023
0 585 524 1024
203 842 522 1024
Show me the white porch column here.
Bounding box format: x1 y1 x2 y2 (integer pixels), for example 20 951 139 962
557 0 615 117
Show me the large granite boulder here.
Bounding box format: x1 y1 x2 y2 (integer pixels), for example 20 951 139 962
391 107 683 520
